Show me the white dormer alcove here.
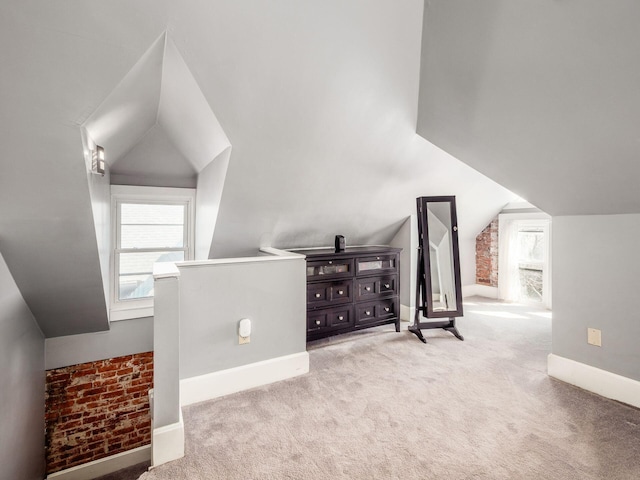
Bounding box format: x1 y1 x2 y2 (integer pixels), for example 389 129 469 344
83 32 232 266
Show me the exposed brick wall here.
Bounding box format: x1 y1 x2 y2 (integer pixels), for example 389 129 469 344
476 217 499 287
45 352 153 474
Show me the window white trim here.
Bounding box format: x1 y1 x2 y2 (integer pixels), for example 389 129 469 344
110 185 196 321
498 212 552 309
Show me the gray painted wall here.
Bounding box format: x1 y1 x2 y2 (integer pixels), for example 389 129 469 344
0 252 45 480
110 124 197 189
553 215 640 382
153 275 181 428
390 216 416 310
205 0 515 258
45 317 154 370
0 124 110 337
417 0 640 217
178 258 306 380
83 131 112 310
195 148 231 260
1 0 515 339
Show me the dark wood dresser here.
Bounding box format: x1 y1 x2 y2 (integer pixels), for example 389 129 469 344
291 246 401 341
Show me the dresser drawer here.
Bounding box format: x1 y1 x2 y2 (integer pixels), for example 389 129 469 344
355 298 397 325
306 258 354 281
299 246 401 341
307 306 354 332
355 275 397 301
355 254 398 276
307 280 353 308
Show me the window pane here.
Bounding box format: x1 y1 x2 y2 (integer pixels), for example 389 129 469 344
119 274 155 300
517 230 543 262
518 268 543 303
119 251 185 276
121 203 185 225
121 225 184 249
118 251 185 300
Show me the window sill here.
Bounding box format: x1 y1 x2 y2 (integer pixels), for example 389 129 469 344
110 305 154 321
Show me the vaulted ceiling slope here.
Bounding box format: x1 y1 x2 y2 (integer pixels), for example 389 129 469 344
0 0 516 337
201 0 516 255
84 32 230 188
417 0 640 216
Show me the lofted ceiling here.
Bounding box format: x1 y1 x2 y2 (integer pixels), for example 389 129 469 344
417 0 640 216
0 0 517 337
84 32 230 189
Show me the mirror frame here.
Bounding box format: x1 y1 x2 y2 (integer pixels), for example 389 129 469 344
418 196 464 319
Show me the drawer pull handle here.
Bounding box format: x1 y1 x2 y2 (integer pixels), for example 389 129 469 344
338 315 344 321
338 290 344 295
328 261 333 264
384 307 390 312
365 310 371 316
365 287 371 291
384 284 390 289
315 293 321 298
376 257 380 260
315 320 321 325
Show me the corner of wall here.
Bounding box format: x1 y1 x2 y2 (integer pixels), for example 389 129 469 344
548 353 640 409
389 215 417 309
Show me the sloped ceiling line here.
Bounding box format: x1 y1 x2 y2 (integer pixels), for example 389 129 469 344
83 31 231 178
81 29 232 327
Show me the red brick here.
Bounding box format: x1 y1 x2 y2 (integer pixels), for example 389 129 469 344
97 390 124 401
82 413 107 425
45 352 154 473
475 217 499 287
125 384 149 394
47 371 71 383
87 386 110 397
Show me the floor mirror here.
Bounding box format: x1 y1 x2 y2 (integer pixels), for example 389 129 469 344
409 196 464 343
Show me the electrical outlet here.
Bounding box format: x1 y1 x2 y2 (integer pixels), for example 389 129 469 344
587 328 601 347
239 335 250 345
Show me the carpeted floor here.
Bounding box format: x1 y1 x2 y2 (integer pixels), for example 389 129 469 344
110 298 640 479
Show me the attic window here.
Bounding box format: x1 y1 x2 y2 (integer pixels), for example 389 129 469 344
111 185 195 321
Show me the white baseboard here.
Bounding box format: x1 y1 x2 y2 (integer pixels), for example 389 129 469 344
463 284 498 299
547 354 640 409
180 351 309 407
46 445 150 480
400 304 412 322
151 410 184 467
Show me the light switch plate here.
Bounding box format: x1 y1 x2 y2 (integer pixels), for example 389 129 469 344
587 328 601 347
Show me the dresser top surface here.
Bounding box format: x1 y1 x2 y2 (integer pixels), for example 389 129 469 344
289 245 401 259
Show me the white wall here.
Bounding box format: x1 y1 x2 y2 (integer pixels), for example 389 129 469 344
0 252 45 480
553 215 640 382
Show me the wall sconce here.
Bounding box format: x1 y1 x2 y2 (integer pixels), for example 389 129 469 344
91 145 106 176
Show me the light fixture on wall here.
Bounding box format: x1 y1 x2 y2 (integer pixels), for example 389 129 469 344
91 145 106 176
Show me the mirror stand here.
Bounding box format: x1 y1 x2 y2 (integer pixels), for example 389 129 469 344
409 196 464 344
408 242 464 343
408 321 463 344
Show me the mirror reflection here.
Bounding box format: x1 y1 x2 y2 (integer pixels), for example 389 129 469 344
426 202 457 312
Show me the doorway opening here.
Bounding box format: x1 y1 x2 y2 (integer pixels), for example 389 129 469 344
498 214 551 309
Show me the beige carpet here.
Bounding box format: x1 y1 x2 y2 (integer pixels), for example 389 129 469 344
129 298 640 480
